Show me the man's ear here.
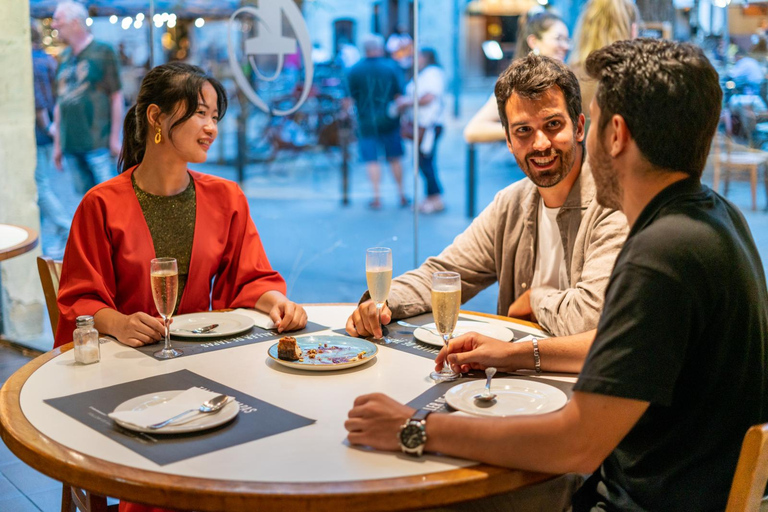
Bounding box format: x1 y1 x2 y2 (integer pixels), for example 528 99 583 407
575 113 586 142
505 132 514 155
609 114 631 157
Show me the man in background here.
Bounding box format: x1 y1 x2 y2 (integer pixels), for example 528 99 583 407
347 34 408 209
51 1 123 196
32 20 72 258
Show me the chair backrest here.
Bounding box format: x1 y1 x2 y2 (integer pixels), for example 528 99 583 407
726 423 768 512
36 256 62 338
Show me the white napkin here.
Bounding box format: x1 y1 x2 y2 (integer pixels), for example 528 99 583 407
513 334 538 344
108 388 233 429
232 308 276 330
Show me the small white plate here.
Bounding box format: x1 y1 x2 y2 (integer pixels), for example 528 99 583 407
445 379 567 418
413 321 514 347
112 390 239 434
268 335 377 372
171 312 254 338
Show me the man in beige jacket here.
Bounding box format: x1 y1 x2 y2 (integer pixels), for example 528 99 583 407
346 54 628 373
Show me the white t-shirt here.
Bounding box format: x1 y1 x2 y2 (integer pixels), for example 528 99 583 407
532 198 567 291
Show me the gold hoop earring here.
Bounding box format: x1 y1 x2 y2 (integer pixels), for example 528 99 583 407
154 125 162 144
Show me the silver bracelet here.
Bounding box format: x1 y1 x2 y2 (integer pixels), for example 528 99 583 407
532 338 542 373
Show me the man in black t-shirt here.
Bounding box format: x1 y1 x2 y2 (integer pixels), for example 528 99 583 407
344 39 768 511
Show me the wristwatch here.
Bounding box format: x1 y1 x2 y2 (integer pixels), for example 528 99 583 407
398 409 432 456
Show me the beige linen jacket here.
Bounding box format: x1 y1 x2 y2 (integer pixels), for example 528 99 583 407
385 163 628 336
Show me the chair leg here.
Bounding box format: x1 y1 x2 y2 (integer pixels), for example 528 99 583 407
61 483 75 512
725 166 731 196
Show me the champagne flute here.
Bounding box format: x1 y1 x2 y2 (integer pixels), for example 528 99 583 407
366 247 393 343
429 271 461 382
151 257 182 359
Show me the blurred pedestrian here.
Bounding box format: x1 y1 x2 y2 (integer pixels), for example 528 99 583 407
398 48 446 213
464 10 569 146
51 1 124 196
347 34 408 209
568 0 640 128
386 24 414 76
31 20 72 258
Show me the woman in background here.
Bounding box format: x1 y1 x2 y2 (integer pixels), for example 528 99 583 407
463 10 570 144
399 48 447 213
568 0 641 128
56 62 306 351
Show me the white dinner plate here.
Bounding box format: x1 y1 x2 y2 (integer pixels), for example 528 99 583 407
268 335 377 371
170 312 254 338
112 390 239 434
413 321 514 347
445 379 567 418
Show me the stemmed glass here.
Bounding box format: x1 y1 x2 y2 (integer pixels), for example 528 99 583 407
366 247 392 343
429 271 461 382
151 257 182 359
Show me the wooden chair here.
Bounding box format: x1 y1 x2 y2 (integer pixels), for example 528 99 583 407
36 256 62 339
713 133 768 211
35 257 117 512
726 423 768 512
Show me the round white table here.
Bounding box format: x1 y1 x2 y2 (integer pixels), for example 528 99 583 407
0 305 574 511
0 224 38 262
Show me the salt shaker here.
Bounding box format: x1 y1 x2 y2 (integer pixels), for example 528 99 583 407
73 315 100 364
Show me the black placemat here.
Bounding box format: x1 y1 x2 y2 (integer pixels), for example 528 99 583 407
134 320 328 360
334 314 543 360
44 370 316 466
406 372 574 413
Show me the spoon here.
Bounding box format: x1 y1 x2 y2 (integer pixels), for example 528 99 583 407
474 367 497 402
148 393 230 429
173 323 219 334
396 321 441 336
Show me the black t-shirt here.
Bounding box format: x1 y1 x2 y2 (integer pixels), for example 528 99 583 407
573 178 768 511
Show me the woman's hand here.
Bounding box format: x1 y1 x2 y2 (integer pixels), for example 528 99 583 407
94 309 164 347
256 290 308 333
268 300 308 333
434 332 517 374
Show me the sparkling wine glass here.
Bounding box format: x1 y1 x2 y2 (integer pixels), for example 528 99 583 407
366 247 392 343
429 271 461 382
151 257 182 359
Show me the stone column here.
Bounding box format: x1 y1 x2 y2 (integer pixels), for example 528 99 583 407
0 1 46 344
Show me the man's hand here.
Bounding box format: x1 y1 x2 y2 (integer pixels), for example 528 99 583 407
53 142 63 171
507 289 536 322
345 393 415 451
112 312 164 347
268 300 308 333
346 299 391 338
435 332 516 374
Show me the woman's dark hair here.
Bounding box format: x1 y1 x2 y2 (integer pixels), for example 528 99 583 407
119 62 228 172
421 48 440 68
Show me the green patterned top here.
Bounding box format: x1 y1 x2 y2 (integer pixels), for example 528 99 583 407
132 173 196 312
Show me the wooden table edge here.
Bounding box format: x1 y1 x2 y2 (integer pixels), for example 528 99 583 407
0 308 557 511
0 225 38 262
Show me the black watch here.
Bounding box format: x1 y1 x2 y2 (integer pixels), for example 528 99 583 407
398 409 431 457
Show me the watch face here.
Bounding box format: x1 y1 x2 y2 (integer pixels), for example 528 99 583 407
400 423 424 449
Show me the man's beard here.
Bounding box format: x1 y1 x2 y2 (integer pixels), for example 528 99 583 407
588 141 623 210
515 142 577 189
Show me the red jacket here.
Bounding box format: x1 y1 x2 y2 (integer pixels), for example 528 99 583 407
55 167 286 347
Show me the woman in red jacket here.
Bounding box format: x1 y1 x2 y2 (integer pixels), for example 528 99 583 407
55 62 306 349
